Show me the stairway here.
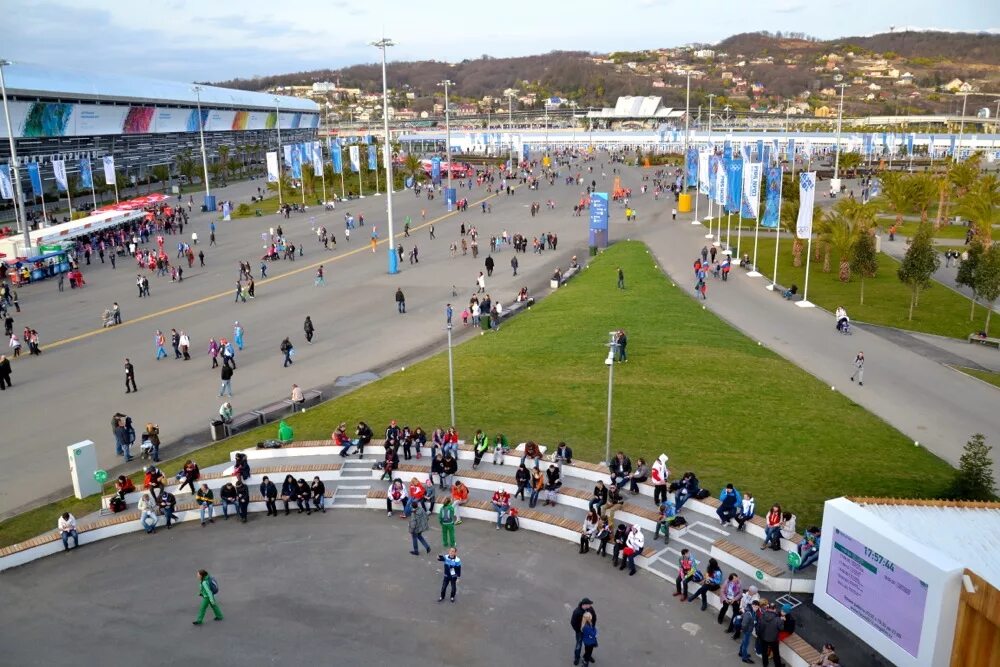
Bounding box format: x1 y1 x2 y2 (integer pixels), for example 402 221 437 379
330 457 375 508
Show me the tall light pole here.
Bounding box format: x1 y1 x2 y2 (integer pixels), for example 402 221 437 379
439 79 454 196
958 92 969 156
569 100 578 146
273 97 284 207
602 332 618 467
506 89 519 170
372 37 398 274
832 83 847 194
446 323 456 426
0 59 29 253
705 93 716 241
191 85 212 208
682 72 691 196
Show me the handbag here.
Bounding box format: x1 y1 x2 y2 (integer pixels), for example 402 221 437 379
623 547 635 557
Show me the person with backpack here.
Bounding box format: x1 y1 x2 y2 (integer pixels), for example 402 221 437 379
193 570 223 625
280 337 294 367
491 487 511 529
438 497 457 547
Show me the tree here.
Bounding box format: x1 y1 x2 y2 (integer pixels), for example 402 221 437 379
850 228 878 304
896 222 940 320
947 434 997 501
174 149 197 185
956 239 986 321
878 171 912 228
838 152 863 177
403 153 424 186
974 242 1000 335
218 145 231 183
954 174 999 246
908 173 937 223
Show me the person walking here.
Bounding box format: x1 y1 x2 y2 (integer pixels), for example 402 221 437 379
0 354 10 390
315 265 325 287
511 255 518 276
219 363 234 397
617 267 625 289
303 316 315 344
408 503 432 555
192 570 223 625
124 357 137 393
437 547 462 603
738 600 759 664
154 330 167 360
234 280 246 303
395 288 406 314
439 496 457 547
570 598 597 666
485 255 494 277
233 322 245 351
850 351 864 386
280 337 294 367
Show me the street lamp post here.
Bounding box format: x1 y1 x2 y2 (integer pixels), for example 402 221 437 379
569 101 578 146
602 332 618 467
705 93 716 242
506 89 519 171
832 84 847 194
446 323 456 426
372 37 398 275
191 85 212 210
439 79 454 203
274 97 283 207
0 59 30 253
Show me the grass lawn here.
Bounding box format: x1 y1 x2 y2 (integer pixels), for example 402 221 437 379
879 218 1000 241
230 195 282 219
747 237 993 339
0 242 953 546
957 367 1000 389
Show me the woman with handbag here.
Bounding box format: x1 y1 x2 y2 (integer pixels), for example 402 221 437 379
579 510 599 554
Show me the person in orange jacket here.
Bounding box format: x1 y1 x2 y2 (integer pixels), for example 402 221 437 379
451 481 469 524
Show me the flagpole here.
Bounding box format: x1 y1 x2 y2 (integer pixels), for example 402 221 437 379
37 169 48 225
799 235 814 308
766 170 784 291
726 210 732 252
374 149 381 195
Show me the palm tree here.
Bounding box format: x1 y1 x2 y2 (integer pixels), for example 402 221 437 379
878 171 912 228
955 174 1000 245
403 153 423 187
175 149 197 186
940 153 983 225
217 145 231 184
908 173 938 224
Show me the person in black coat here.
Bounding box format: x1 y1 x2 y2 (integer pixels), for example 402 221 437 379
0 354 11 389
311 477 326 513
280 474 297 515
441 453 458 487
235 479 250 522
611 524 629 567
260 476 278 516
431 453 446 489
219 482 238 519
514 464 531 500
355 421 373 458
296 478 312 514
608 451 632 488
570 598 597 666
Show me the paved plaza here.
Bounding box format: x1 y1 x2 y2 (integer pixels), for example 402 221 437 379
0 511 743 666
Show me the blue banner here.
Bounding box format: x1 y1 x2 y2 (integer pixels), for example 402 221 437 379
367 145 377 171
299 143 309 166
725 158 743 214
881 132 888 152
723 140 732 160
949 135 957 157
290 147 302 179
27 162 43 199
708 155 722 203
522 143 529 162
862 134 873 156
685 147 698 188
786 138 795 161
79 158 93 189
762 144 772 167
329 139 342 174
756 140 765 161
0 164 12 200
589 192 609 248
761 166 782 229
906 134 914 156
431 156 441 184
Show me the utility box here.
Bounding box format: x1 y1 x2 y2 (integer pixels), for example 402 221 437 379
67 440 101 499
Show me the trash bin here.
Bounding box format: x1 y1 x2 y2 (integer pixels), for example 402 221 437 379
210 420 230 441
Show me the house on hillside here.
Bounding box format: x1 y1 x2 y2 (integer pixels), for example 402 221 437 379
814 106 832 117
693 49 715 59
544 96 566 110
943 78 964 92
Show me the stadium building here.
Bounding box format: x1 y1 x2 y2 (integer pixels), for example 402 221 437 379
0 64 319 223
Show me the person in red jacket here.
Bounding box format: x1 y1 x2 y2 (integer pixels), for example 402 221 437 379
409 477 427 510
491 488 511 529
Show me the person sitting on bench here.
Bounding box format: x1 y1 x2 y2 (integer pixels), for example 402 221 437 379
783 284 798 300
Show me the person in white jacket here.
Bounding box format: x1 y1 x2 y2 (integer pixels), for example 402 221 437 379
138 492 158 534
651 454 669 505
619 525 645 576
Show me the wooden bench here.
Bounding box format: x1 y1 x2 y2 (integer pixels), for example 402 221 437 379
782 633 822 665
253 400 295 424
968 334 1000 349
712 539 786 578
229 412 262 434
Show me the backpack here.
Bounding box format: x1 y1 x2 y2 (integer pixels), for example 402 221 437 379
208 577 219 595
695 488 711 500
109 496 127 513
671 515 687 529
504 515 519 531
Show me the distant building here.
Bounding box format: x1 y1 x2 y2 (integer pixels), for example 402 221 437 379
586 95 684 129
544 96 566 110
814 106 833 118
693 49 715 59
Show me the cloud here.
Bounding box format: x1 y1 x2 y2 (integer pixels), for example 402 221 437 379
772 0 806 13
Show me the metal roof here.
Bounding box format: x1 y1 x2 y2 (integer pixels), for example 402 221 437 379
855 499 1000 589
2 63 317 113
587 96 684 119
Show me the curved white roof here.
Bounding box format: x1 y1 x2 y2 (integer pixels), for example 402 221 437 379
2 63 317 113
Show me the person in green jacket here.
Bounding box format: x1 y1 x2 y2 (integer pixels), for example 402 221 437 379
439 497 457 547
472 429 489 469
193 569 223 625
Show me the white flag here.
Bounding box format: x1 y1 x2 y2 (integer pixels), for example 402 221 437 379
698 150 709 195
266 151 279 183
103 156 116 185
311 141 323 176
796 172 816 239
0 164 13 200
348 145 360 173
52 159 68 192
714 165 726 206
741 162 762 220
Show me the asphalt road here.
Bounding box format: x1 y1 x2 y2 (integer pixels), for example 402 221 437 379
1 167 596 515
0 512 741 666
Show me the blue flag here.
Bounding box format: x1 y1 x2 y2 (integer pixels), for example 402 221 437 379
761 166 782 229
949 135 957 157
786 138 795 162
685 147 698 188
291 148 302 179
725 158 743 214
329 138 343 174
79 158 93 189
723 140 732 161
431 156 441 184
367 145 377 171
756 140 765 161
27 162 43 199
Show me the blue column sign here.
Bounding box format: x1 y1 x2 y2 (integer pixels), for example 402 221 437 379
589 192 609 248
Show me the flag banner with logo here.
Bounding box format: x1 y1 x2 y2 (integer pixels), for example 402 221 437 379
79 158 94 189
796 172 816 239
0 164 13 200
52 159 69 192
698 150 710 195
761 165 782 229
348 145 360 173
741 162 762 220
367 145 377 171
27 162 43 199
725 157 743 214
685 147 698 188
266 151 279 182
330 139 343 174
103 156 116 184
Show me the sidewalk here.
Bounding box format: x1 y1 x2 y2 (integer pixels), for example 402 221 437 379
629 176 998 478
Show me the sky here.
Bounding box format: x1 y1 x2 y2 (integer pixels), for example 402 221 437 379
5 0 997 83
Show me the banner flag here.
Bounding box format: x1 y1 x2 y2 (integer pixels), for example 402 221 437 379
741 162 762 219
787 138 795 161
906 133 915 156
103 156 116 185
266 151 279 182
0 164 12 200
756 140 765 161
685 147 698 188
222 201 231 221
367 145 377 171
331 139 343 174
283 145 293 168
431 156 442 184
348 145 360 173
928 135 935 155
725 158 743 213
763 143 772 167
52 159 69 192
698 150 710 195
708 155 722 202
79 158 93 189
362 135 369 145
27 162 43 198
796 172 816 239
290 147 302 180
300 143 310 165
771 139 780 162
949 135 956 157
714 161 727 206
761 165 782 229
311 141 323 176
723 140 732 160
